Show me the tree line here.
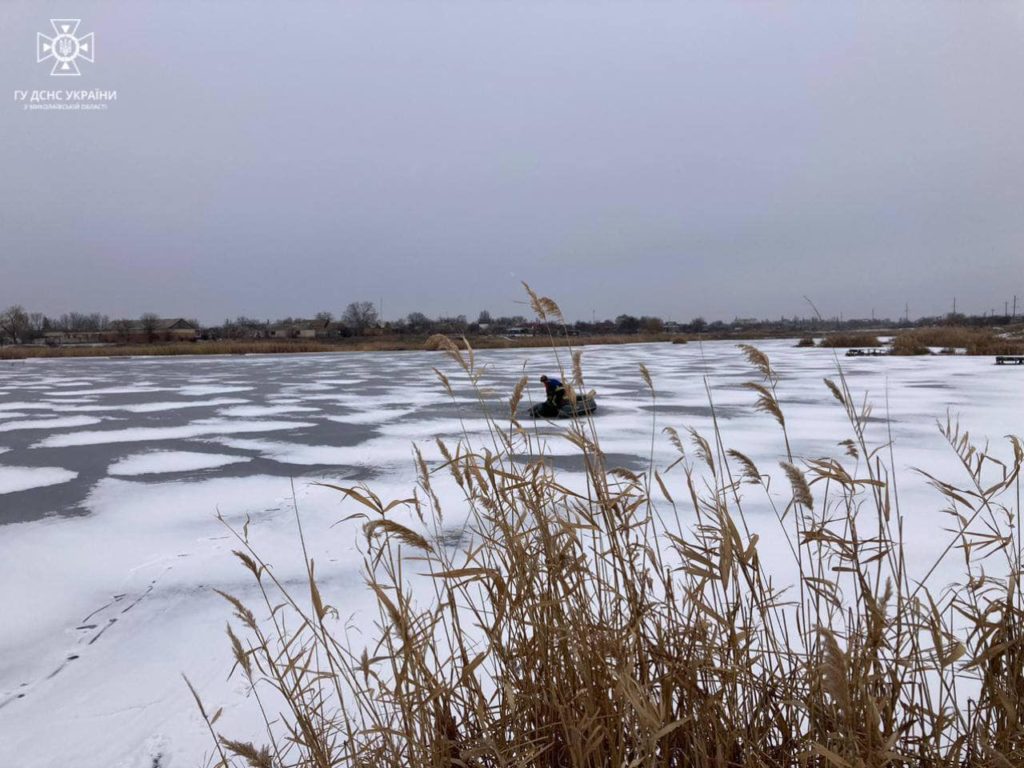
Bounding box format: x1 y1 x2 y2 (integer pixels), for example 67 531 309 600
2 299 1021 346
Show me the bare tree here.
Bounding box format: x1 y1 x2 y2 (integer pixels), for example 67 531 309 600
406 312 430 333
0 305 30 344
140 313 161 343
641 316 664 334
342 302 379 335
111 319 133 344
27 313 47 342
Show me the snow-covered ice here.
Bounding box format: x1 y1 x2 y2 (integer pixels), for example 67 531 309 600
0 416 103 432
55 397 251 414
177 384 254 396
0 341 1022 768
0 466 78 495
32 418 318 448
216 404 320 417
108 451 253 476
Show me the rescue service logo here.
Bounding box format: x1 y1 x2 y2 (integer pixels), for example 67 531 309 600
37 19 94 76
13 19 113 111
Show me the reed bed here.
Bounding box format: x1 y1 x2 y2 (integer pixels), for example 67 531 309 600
889 328 1024 357
0 340 340 359
817 332 882 348
199 290 1023 767
0 334 681 360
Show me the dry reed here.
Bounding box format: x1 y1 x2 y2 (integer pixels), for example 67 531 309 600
817 332 882 348
890 328 1024 356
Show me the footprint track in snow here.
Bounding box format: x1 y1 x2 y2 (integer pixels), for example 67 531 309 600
0 578 161 709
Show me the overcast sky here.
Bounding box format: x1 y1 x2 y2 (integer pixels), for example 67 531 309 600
1 0 1022 324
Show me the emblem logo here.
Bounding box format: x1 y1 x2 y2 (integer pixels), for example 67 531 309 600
37 19 94 77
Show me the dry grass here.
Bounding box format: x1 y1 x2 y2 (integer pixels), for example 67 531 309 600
0 334 681 360
890 333 932 356
423 334 452 351
890 328 1024 357
817 332 882 348
0 340 342 359
199 293 1024 768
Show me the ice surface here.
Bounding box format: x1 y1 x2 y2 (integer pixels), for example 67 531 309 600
323 408 417 424
210 436 441 466
55 397 251 414
0 416 103 432
126 398 251 413
177 384 254 396
217 404 320 417
1 341 1022 768
55 386 174 396
108 451 253 476
0 466 78 495
32 418 318 448
0 474 358 767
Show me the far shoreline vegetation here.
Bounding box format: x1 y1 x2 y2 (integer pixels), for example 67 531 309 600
1 300 1022 359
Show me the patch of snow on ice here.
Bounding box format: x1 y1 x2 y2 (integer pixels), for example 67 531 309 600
56 386 174 396
0 416 103 432
178 385 254 396
108 451 253 476
0 466 78 495
32 419 317 448
217 404 320 417
54 398 251 414
211 436 443 467
323 408 416 425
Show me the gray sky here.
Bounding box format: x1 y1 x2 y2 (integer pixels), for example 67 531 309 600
1 0 1022 324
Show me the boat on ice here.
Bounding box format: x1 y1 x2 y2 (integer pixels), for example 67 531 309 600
529 394 597 419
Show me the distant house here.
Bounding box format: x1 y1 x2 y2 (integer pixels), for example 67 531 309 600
116 318 199 343
44 330 103 345
268 319 332 340
44 318 199 346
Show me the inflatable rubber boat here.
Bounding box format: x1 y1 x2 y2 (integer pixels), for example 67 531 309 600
529 395 597 419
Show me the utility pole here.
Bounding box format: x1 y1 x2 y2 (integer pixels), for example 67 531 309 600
952 296 957 315
1005 300 1009 317
905 302 909 324
1013 295 1018 319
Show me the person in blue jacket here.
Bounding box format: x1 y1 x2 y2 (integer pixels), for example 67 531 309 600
539 375 566 409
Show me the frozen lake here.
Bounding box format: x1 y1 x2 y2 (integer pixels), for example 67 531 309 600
0 340 1021 767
